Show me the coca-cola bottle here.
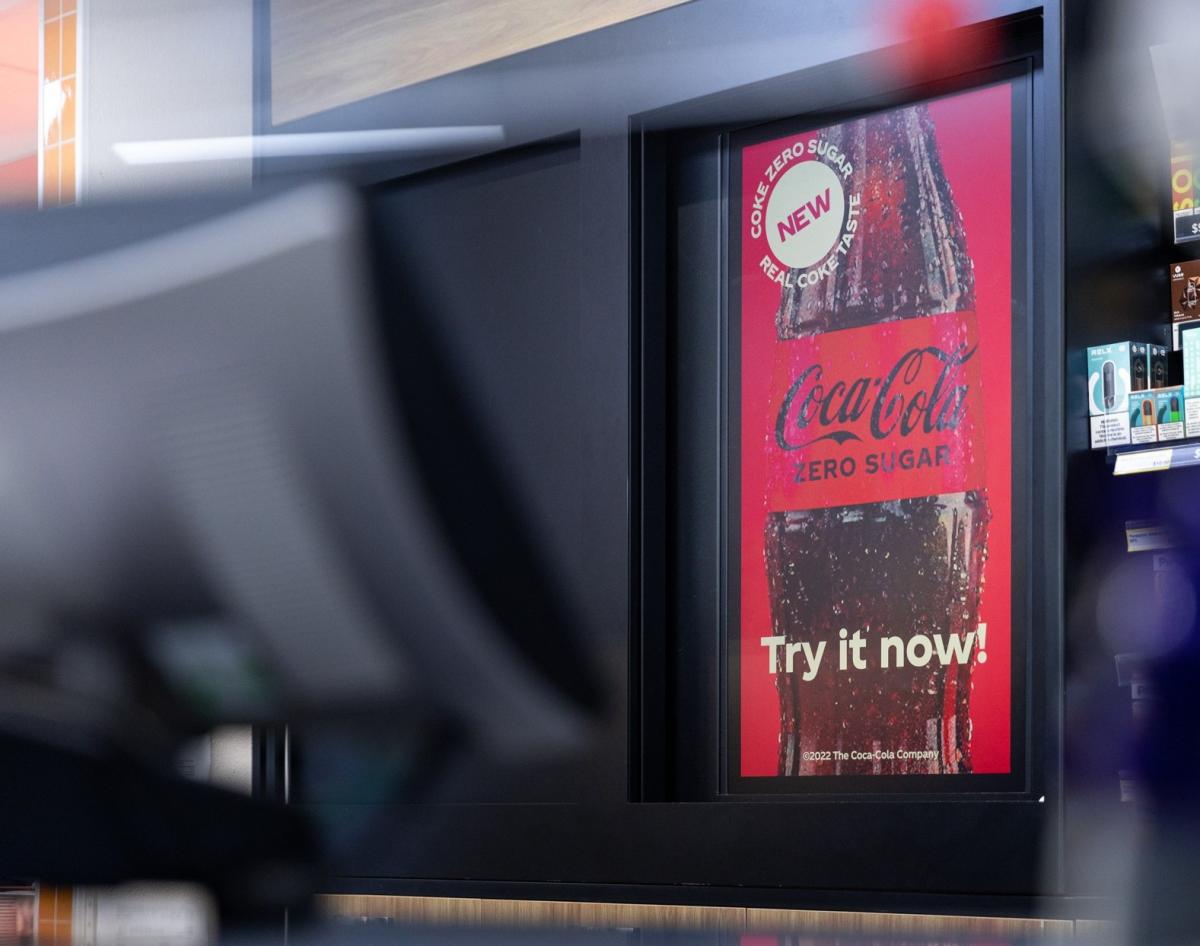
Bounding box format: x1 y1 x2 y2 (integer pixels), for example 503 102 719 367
759 99 992 778
775 105 976 338
767 493 989 776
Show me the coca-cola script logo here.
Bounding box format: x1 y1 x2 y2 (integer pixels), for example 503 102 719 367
775 343 976 451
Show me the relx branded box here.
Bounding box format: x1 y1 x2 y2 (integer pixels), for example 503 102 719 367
1156 386 1186 441
1088 342 1135 416
1130 393 1158 444
1150 343 1169 388
1088 342 1135 447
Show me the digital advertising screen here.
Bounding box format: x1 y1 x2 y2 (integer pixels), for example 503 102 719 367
727 79 1025 794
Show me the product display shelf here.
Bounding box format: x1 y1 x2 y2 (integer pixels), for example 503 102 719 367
1108 436 1200 475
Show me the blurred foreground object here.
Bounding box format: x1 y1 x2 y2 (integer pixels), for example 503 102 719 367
883 0 996 86
0 182 599 914
0 884 214 946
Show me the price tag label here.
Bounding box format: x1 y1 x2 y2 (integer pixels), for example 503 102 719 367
1114 449 1173 475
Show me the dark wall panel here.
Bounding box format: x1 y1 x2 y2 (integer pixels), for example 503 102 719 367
371 140 591 640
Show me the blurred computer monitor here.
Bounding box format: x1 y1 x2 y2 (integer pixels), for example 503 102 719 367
0 181 599 762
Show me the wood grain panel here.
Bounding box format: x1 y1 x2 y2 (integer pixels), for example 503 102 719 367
270 0 692 124
318 894 482 926
477 898 581 927
321 895 1076 937
745 907 1074 938
574 902 745 931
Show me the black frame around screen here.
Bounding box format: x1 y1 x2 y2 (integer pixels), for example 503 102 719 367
723 67 1033 797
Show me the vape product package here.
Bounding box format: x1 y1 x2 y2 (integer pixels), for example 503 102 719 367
1174 318 1200 351
1172 260 1200 319
1182 323 1200 437
1130 342 1150 392
1156 386 1186 441
1087 343 1134 415
1183 323 1200 397
1088 343 1135 447
1170 260 1200 349
1130 394 1158 444
1150 343 1169 388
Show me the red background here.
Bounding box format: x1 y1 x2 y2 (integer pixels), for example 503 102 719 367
737 81 1013 778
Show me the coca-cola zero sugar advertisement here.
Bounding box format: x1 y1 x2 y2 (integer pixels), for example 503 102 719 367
729 81 1021 792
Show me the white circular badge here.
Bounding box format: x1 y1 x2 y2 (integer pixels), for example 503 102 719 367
765 160 846 270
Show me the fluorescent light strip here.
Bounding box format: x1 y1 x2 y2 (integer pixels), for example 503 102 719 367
112 126 505 165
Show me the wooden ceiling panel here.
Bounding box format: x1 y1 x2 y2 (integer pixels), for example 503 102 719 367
270 0 691 125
